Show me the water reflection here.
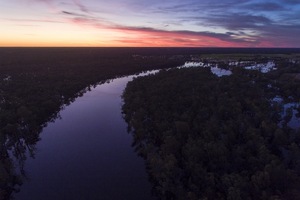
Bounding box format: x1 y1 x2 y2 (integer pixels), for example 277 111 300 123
282 103 300 129
271 96 300 129
0 71 157 200
179 61 232 77
0 120 40 199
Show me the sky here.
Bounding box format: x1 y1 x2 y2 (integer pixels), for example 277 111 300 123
0 0 300 47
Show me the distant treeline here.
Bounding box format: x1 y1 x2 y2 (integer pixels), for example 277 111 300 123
1 47 300 58
122 61 300 199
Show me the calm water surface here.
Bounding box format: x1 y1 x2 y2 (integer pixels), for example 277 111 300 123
15 71 159 200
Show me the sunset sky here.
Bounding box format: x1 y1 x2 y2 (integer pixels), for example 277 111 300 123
1 0 300 47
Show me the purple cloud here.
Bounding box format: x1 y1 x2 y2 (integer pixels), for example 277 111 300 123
66 14 264 46
242 2 284 11
72 0 89 13
281 0 300 5
202 13 273 30
61 11 88 17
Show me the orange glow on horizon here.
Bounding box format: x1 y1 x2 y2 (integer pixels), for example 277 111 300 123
0 17 258 47
0 13 283 48
0 30 255 47
0 19 278 48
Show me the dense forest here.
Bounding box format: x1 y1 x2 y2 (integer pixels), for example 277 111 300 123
122 61 300 199
1 48 300 199
0 48 185 199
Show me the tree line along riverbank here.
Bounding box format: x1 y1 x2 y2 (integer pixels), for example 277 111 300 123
1 48 300 199
0 48 184 199
122 60 300 200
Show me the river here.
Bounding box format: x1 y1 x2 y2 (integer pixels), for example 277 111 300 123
15 71 159 200
13 60 287 199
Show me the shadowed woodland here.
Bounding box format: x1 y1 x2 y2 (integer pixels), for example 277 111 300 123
122 60 300 199
1 48 300 199
0 48 184 199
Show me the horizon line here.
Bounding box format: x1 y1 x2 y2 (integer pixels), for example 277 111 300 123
1 46 300 49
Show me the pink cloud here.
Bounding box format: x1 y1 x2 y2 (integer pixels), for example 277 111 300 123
67 16 257 47
61 9 295 47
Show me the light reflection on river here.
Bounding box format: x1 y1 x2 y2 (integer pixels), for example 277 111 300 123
15 71 159 200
